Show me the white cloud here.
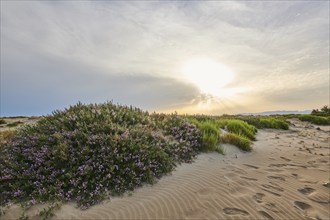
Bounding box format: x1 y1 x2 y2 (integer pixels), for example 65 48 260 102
1 1 329 115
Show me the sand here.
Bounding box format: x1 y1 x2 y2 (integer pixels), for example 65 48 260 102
2 119 329 220
0 116 40 131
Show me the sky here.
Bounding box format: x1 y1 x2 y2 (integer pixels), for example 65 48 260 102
1 1 329 116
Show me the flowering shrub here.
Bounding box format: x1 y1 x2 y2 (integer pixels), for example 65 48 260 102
0 102 201 209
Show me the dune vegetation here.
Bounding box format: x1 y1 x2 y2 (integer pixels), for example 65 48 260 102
298 114 330 125
220 133 252 152
0 102 293 213
0 102 204 209
188 120 224 154
0 130 17 146
311 105 330 117
237 116 289 130
221 119 257 141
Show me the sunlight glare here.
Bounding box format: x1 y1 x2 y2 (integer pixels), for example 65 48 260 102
182 58 235 98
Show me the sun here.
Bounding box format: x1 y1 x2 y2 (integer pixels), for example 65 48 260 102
182 58 235 98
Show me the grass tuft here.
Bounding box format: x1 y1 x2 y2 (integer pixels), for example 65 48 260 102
226 119 257 141
220 133 252 152
298 114 330 125
239 117 289 130
0 130 17 146
7 121 23 127
193 121 220 152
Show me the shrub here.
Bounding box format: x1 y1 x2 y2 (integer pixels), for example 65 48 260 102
240 117 289 130
0 102 202 209
298 114 330 125
226 120 257 141
220 133 252 151
196 121 220 151
7 121 23 127
311 105 330 117
0 130 17 146
260 118 289 130
214 145 225 154
0 119 6 125
215 119 228 129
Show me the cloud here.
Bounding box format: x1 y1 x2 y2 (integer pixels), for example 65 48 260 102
1 1 329 115
1 35 199 116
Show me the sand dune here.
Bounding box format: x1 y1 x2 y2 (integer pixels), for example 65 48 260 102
2 119 329 220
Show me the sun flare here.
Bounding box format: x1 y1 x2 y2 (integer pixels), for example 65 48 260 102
182 58 235 98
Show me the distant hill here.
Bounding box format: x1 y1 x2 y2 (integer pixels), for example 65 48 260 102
240 110 312 116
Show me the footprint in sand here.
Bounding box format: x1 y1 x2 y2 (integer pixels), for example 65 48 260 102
243 164 259 169
240 176 258 181
267 176 286 181
265 168 284 173
262 184 284 192
280 156 291 162
268 164 286 168
294 201 311 211
261 188 281 197
317 159 328 164
228 166 248 175
263 203 283 213
258 210 275 220
297 186 315 195
223 207 249 216
309 193 330 204
322 182 330 188
298 178 318 184
269 163 307 169
253 193 265 203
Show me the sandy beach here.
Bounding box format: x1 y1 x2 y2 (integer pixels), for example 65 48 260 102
2 119 329 220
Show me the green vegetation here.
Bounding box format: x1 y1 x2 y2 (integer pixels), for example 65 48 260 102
237 116 289 130
194 121 220 152
1 102 298 213
0 130 17 146
220 133 252 152
1 102 205 210
311 105 330 117
187 115 290 152
189 118 257 152
225 119 257 141
187 119 227 154
7 121 23 127
298 114 330 125
38 203 61 220
0 119 6 125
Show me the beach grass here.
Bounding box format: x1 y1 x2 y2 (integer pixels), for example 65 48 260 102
195 121 221 152
6 121 23 128
0 130 17 145
220 133 252 152
298 114 330 125
225 119 257 141
238 117 289 130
